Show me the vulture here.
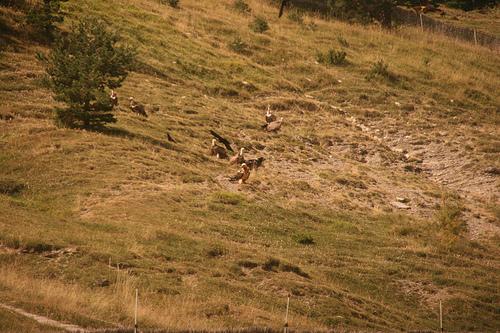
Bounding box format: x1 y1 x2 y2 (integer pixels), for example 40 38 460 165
229 148 245 165
229 163 250 184
265 117 283 132
210 139 228 159
245 157 265 170
110 90 118 107
129 97 147 117
265 105 277 124
209 130 233 152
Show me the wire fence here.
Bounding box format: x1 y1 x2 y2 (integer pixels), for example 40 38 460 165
391 7 499 50
275 1 499 50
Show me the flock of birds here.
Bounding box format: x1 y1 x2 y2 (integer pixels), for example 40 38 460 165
110 91 283 184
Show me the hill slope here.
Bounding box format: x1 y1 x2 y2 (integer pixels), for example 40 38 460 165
0 0 499 331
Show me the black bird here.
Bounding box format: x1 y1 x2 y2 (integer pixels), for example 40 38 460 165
278 0 289 18
166 132 176 143
209 130 233 152
245 157 265 170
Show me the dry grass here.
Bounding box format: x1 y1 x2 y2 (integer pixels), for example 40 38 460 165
0 0 499 331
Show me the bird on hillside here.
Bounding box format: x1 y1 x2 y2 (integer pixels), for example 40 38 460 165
210 139 228 159
244 157 265 170
129 97 147 117
278 0 289 18
229 163 250 184
265 105 277 124
110 90 118 107
264 117 283 132
166 132 176 143
209 130 233 152
229 148 245 165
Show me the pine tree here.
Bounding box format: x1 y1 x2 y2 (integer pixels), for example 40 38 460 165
40 18 135 128
26 0 68 42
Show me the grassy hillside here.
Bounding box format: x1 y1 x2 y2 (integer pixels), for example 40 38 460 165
427 4 500 36
0 0 499 331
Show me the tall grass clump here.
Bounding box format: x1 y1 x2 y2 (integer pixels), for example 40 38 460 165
366 59 399 83
250 16 269 33
316 49 347 66
233 0 251 14
160 0 179 8
228 36 248 54
437 200 466 236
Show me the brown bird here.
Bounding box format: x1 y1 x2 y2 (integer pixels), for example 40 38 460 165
129 97 147 117
265 117 283 132
229 148 245 165
210 139 228 159
229 163 250 184
245 157 265 170
110 90 118 107
265 105 277 124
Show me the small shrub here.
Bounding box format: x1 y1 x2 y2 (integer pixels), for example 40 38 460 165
371 60 389 76
366 59 398 83
23 241 59 253
228 36 248 54
212 191 243 205
229 264 244 276
335 177 367 189
160 0 179 8
0 179 25 195
296 234 315 245
233 0 251 14
316 49 347 66
337 36 349 47
262 257 280 271
437 201 466 236
0 236 21 249
293 180 316 193
181 174 205 183
206 245 226 258
250 16 269 33
396 226 419 237
237 260 259 269
280 263 310 278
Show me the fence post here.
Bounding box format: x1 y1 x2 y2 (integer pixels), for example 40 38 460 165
473 29 478 46
283 294 290 333
135 289 139 333
419 13 424 32
439 300 443 332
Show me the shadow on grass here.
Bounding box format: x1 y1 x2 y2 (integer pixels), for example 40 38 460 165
95 126 181 152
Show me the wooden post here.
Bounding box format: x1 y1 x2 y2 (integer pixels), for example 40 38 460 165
283 294 290 333
440 300 443 332
134 289 139 333
420 13 424 32
473 29 478 46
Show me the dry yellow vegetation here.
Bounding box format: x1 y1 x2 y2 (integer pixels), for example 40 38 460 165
0 0 499 332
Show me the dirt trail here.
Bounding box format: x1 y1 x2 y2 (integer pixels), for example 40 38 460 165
338 109 499 240
0 302 86 332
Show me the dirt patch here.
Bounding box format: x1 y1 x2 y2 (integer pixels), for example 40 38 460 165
0 303 85 332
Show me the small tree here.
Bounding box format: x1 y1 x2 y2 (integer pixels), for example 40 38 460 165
27 0 68 42
41 18 135 128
